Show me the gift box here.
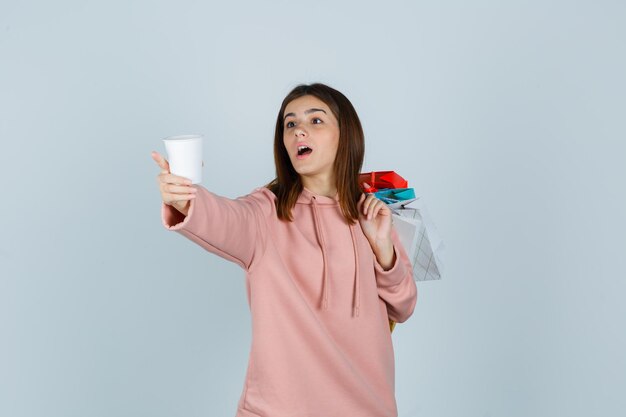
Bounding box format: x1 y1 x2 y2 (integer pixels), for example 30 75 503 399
358 171 407 192
373 188 416 204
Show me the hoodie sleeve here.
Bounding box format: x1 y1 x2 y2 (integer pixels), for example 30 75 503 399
373 227 418 323
161 185 274 271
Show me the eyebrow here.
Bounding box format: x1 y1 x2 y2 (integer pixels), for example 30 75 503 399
283 108 327 120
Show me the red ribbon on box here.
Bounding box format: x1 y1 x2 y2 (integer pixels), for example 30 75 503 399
359 171 408 193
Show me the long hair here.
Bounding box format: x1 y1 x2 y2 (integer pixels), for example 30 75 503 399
265 83 365 224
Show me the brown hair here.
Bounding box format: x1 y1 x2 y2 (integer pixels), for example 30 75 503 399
265 83 365 224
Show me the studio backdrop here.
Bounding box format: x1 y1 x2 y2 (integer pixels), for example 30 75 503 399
1 1 625 416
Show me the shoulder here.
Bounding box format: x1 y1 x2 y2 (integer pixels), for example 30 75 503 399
235 185 277 219
247 185 277 204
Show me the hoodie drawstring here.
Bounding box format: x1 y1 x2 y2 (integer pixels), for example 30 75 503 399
311 196 361 317
311 196 330 311
349 223 360 317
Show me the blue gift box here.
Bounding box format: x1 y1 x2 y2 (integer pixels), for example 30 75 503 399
373 188 416 204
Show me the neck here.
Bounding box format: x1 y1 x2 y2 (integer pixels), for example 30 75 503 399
301 175 337 198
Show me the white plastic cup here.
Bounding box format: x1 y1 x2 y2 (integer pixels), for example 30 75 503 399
162 134 203 184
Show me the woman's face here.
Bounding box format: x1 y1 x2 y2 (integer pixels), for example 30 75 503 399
282 95 340 183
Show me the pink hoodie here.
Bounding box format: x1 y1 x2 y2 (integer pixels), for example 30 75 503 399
162 185 418 417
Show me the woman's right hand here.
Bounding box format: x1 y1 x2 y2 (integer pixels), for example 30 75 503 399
151 151 197 216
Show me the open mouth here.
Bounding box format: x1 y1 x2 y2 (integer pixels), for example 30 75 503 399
297 145 313 156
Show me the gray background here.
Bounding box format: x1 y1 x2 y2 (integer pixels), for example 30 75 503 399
1 1 625 416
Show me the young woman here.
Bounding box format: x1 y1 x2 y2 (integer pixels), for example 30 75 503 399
151 83 417 417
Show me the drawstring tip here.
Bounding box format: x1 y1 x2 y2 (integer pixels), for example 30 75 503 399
353 306 360 317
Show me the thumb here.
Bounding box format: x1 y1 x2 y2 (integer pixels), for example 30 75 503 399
151 151 170 173
362 182 375 193
357 192 364 207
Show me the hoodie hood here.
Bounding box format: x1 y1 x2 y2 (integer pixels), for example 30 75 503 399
296 187 361 317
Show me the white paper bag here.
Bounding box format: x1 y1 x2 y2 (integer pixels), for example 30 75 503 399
391 198 445 281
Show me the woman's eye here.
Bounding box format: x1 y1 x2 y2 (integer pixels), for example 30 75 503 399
285 118 321 128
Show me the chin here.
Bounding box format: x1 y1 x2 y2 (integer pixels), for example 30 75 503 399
292 165 316 177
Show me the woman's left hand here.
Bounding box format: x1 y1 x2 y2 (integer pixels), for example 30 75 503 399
357 183 394 257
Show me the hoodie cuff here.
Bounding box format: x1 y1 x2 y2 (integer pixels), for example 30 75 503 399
374 244 409 288
161 199 195 230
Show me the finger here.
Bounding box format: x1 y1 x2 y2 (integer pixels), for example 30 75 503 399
363 194 378 216
151 151 170 174
365 200 376 220
163 191 197 203
159 172 192 185
163 183 198 195
368 199 384 220
372 202 388 220
362 194 372 215
153 155 170 175
378 202 391 215
357 194 367 215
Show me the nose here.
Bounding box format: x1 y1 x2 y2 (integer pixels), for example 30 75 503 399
294 126 307 137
